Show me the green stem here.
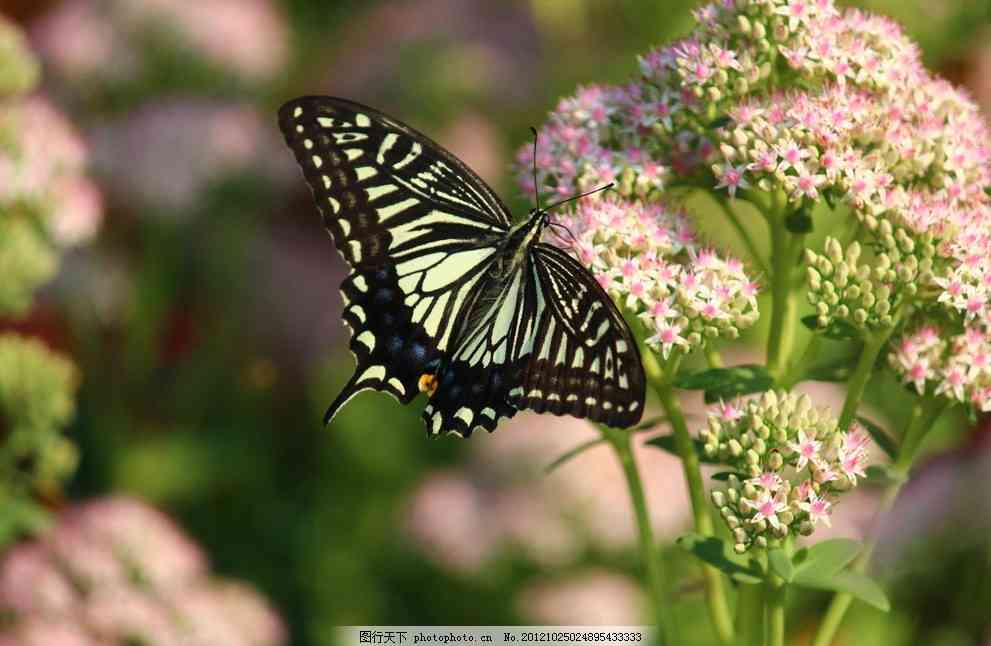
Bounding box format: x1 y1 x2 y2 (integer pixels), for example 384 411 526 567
780 333 821 390
705 345 724 369
811 398 948 646
765 211 804 382
600 424 675 645
837 330 892 430
736 583 765 646
765 578 787 646
715 196 770 276
645 350 734 646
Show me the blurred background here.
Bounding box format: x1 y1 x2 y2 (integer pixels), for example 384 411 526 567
0 1 990 645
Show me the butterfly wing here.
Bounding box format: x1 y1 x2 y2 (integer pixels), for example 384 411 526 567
278 96 513 422
517 243 645 428
422 243 645 437
421 259 538 436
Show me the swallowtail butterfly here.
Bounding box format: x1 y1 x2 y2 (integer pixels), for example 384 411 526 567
278 96 645 437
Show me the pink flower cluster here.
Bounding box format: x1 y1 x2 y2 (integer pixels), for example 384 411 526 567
90 99 287 212
0 96 103 247
552 195 759 359
0 496 286 646
889 326 991 410
517 85 673 202
521 0 991 335
701 391 870 552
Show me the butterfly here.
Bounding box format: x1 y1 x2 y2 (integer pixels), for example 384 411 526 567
278 96 645 437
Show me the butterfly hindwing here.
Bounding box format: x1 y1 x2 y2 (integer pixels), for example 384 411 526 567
326 265 445 422
516 243 645 428
421 259 540 437
422 244 645 437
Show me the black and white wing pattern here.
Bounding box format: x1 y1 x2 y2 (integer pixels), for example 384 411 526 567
518 244 644 428
422 243 645 437
421 257 540 436
279 95 646 437
278 96 511 422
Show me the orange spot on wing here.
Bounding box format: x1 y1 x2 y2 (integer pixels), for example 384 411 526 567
418 373 439 397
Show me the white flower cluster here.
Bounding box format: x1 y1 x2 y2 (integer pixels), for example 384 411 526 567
805 231 935 332
700 391 869 553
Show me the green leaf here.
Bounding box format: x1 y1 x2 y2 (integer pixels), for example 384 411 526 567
801 315 860 340
674 364 775 404
768 548 794 582
646 435 721 464
543 439 605 474
822 187 840 210
675 533 764 584
794 571 890 612
708 115 732 129
785 208 814 234
803 356 856 382
793 539 863 580
710 471 746 481
855 416 897 459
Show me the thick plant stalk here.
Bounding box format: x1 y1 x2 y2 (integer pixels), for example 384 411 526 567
837 330 892 430
765 212 804 382
643 350 735 645
599 424 675 646
735 583 764 646
765 577 787 646
811 398 947 646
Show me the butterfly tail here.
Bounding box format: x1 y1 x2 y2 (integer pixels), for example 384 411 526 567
323 373 366 426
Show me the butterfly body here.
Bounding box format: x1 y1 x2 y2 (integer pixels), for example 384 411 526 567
279 96 645 437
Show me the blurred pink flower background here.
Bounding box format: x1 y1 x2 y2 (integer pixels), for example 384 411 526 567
0 496 286 646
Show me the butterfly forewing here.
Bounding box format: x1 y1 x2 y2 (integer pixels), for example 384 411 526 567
279 96 511 420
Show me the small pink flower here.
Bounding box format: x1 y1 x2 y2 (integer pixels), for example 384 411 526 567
794 480 814 502
748 472 783 492
743 493 788 529
716 400 743 422
715 164 750 198
647 323 689 359
812 459 839 484
788 430 821 470
838 447 868 485
791 167 826 200
798 491 832 527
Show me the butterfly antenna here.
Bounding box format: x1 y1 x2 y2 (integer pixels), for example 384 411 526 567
530 126 542 210
548 221 580 248
543 182 614 213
